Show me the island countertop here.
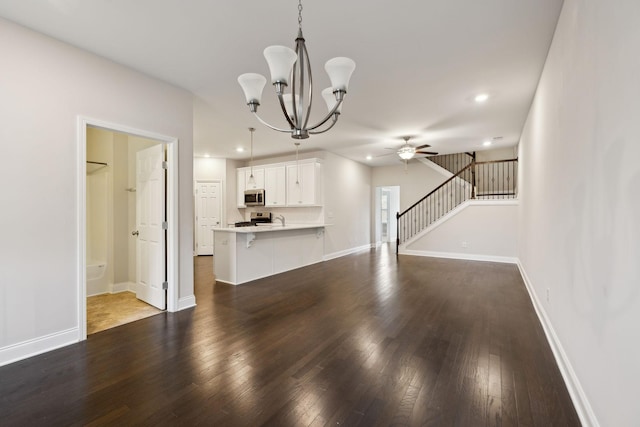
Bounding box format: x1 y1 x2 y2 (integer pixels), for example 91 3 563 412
215 223 327 233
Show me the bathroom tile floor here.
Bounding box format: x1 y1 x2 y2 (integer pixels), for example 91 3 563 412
87 291 163 334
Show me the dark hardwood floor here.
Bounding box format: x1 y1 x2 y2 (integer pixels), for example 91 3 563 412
0 245 580 426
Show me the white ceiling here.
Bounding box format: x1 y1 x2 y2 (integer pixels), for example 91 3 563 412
0 0 563 166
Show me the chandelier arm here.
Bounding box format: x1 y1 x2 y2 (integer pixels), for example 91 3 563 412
291 33 302 127
307 89 345 131
308 114 339 135
301 41 313 131
251 112 294 134
276 92 296 129
306 96 344 131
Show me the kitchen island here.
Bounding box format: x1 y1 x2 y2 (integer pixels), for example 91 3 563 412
213 224 325 285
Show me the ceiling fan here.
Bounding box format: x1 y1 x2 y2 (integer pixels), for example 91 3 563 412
381 136 438 161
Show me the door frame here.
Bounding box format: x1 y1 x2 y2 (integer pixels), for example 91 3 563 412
194 179 224 255
374 186 400 245
77 116 180 341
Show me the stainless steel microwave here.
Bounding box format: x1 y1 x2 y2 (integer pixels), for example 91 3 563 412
244 189 265 206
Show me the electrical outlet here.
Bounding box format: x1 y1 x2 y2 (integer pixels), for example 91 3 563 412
461 241 469 248
546 288 550 302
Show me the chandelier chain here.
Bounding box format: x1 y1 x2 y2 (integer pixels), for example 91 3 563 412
298 0 303 30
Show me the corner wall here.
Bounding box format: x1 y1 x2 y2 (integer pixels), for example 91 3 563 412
0 18 194 365
517 1 640 425
404 201 517 263
321 152 372 259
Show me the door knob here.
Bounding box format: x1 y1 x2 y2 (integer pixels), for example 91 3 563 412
132 230 139 236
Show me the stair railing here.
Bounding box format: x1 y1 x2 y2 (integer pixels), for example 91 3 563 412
396 158 518 253
428 152 475 175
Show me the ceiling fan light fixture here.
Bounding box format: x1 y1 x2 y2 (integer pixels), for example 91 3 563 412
398 145 415 160
474 93 489 103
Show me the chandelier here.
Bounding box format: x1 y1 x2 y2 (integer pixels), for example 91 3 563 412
237 0 356 140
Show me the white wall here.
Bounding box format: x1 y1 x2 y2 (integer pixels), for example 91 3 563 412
86 127 114 295
0 18 194 365
517 1 640 425
372 161 444 212
322 152 372 258
476 146 518 162
194 157 226 181
112 133 129 286
404 201 517 262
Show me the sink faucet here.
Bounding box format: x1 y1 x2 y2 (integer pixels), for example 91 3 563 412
275 214 285 227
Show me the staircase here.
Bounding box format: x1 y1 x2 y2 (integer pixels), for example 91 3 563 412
396 154 518 252
428 152 475 176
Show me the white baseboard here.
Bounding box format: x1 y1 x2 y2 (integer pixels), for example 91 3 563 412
323 244 372 261
400 249 518 264
111 281 135 293
0 328 78 367
176 295 197 311
517 262 599 427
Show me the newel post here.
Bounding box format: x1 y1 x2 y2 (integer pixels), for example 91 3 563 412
471 151 477 199
396 211 400 255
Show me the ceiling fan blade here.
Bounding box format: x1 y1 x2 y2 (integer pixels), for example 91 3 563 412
416 151 438 155
415 144 432 149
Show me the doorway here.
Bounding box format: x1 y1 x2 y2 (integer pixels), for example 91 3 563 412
195 180 222 255
78 117 180 340
375 186 400 245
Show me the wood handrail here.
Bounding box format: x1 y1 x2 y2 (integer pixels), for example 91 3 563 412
399 163 473 217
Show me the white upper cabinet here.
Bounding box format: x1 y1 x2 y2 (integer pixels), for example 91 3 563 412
244 167 264 190
237 159 321 208
286 160 321 206
264 165 286 207
237 169 246 208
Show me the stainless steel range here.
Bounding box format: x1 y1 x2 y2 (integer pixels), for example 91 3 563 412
234 211 272 227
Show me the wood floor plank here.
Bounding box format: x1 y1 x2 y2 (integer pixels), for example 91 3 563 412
0 247 580 426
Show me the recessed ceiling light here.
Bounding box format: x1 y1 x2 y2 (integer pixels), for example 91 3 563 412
236 147 245 152
483 140 492 146
204 153 210 158
474 93 489 103
366 155 372 161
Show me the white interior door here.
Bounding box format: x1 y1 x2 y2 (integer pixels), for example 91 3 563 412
196 181 221 255
135 144 166 309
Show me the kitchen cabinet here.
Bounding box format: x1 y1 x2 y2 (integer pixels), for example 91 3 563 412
286 160 321 206
264 165 286 207
244 167 264 190
237 169 245 208
237 167 264 208
237 159 321 208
